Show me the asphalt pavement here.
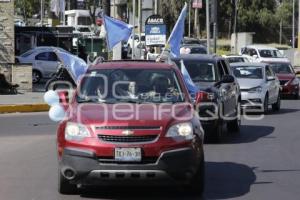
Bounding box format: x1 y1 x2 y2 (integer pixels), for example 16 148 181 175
0 99 300 200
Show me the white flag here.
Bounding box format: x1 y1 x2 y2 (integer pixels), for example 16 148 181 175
51 0 65 17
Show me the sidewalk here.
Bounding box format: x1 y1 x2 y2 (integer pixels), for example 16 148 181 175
0 92 49 113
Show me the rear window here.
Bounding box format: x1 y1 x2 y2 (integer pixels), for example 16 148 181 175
232 66 263 79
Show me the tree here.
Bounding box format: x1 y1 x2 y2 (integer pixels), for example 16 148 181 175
15 0 51 21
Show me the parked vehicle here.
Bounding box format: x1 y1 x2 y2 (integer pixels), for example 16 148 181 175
15 46 69 83
241 45 290 63
269 62 299 99
223 55 250 63
230 63 281 113
52 61 205 195
172 54 241 143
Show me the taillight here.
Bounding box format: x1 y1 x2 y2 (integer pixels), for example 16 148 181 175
195 91 215 103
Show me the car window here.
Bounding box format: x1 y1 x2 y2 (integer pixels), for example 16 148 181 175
227 57 245 63
181 60 217 82
232 66 263 79
78 69 185 103
48 52 58 61
217 61 226 79
20 49 35 57
258 49 284 58
190 47 207 54
249 48 258 56
35 52 49 61
220 60 230 74
270 63 294 74
265 66 273 77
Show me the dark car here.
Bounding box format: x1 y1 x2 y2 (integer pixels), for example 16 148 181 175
172 54 241 142
181 44 207 54
269 62 300 99
53 61 205 195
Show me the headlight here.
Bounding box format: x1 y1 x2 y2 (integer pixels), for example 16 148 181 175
65 122 91 141
166 122 193 140
248 86 262 93
289 78 299 86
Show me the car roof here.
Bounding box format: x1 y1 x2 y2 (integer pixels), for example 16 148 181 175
230 62 268 68
90 61 176 70
172 54 221 62
245 45 278 50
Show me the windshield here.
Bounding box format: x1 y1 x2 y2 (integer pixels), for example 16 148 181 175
227 57 247 63
181 61 216 82
270 63 294 74
258 49 284 58
77 69 185 104
232 66 263 79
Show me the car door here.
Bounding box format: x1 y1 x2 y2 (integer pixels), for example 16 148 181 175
221 60 238 117
265 66 277 103
217 60 231 117
34 52 59 77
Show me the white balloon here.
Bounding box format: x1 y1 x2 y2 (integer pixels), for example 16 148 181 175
49 105 66 122
44 90 60 106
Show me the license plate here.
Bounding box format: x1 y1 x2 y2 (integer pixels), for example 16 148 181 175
115 148 142 162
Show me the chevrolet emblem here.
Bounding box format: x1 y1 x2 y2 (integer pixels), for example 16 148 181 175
122 130 134 136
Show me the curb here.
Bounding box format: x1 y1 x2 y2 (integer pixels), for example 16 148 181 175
0 104 50 113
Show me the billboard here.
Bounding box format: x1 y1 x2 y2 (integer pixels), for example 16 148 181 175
145 15 166 46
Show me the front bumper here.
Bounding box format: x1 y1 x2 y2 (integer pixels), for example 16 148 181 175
280 84 299 95
60 146 203 185
240 92 264 110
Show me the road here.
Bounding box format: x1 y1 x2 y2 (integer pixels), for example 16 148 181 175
0 99 300 200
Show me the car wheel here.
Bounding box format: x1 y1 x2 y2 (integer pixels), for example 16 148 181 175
205 119 223 143
294 91 299 100
58 169 77 195
263 94 269 114
227 118 240 133
272 94 281 111
185 156 205 197
32 70 42 84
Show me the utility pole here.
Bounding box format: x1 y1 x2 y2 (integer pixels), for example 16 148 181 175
292 0 295 48
233 0 238 54
298 0 300 49
40 0 44 26
155 0 158 14
194 8 199 38
188 0 191 37
138 0 142 58
132 0 136 59
206 0 210 54
212 0 217 53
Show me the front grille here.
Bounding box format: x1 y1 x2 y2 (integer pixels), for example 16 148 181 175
240 89 250 92
95 126 161 130
280 80 289 86
98 134 158 143
98 156 158 164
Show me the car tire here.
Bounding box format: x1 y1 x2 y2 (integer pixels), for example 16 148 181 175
205 119 223 143
32 70 42 84
227 118 240 133
58 169 77 195
263 94 269 114
185 156 205 197
272 94 281 111
294 92 299 100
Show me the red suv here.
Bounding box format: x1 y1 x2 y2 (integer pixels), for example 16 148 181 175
56 61 205 195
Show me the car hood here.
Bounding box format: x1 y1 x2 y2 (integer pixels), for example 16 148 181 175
69 103 193 128
237 78 265 89
275 73 295 80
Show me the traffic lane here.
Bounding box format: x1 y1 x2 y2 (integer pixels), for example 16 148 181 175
0 100 299 199
204 99 300 199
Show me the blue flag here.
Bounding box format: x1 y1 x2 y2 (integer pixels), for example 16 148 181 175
104 15 133 51
56 51 88 81
168 3 188 58
180 59 198 96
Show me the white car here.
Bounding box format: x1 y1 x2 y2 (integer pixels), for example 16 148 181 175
241 45 290 63
16 47 69 83
223 55 250 63
230 62 281 113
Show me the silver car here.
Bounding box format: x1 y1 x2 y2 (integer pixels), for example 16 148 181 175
230 63 281 113
16 47 69 83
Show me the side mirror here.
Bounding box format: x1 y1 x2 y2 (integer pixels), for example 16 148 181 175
222 74 235 84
